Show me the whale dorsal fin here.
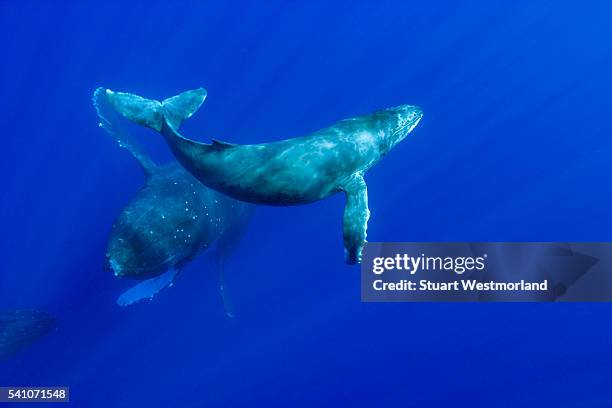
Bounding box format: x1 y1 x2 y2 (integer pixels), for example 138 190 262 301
211 139 237 149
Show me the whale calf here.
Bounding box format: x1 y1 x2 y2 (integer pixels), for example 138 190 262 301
105 88 422 263
94 88 250 309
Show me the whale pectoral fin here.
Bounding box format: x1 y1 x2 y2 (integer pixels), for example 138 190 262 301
116 268 179 307
341 173 370 264
215 256 235 318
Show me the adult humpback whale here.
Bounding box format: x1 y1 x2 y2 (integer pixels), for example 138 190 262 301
105 88 422 264
94 88 250 310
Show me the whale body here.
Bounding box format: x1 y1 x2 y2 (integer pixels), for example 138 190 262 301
0 310 56 361
94 89 250 308
105 88 422 263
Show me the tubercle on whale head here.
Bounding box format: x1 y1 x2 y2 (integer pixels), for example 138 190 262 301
376 105 423 153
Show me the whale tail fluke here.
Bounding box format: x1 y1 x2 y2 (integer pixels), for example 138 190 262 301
93 87 159 176
104 88 207 132
162 88 207 130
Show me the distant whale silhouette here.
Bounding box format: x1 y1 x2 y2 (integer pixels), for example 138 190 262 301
0 310 56 361
105 88 423 264
94 89 250 311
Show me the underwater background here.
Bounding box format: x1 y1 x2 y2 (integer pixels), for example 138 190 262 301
1 1 612 406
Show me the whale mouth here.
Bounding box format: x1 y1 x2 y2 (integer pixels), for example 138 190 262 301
106 249 178 279
393 107 422 136
108 258 124 277
408 114 422 133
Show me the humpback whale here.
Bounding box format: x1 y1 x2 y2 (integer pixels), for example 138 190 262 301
94 89 250 310
0 310 56 361
105 88 422 264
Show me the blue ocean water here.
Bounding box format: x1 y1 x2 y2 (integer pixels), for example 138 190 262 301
1 1 611 406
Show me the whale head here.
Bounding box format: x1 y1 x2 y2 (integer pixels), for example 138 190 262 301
376 105 423 153
104 170 204 279
106 234 141 278
105 222 169 279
